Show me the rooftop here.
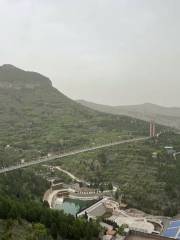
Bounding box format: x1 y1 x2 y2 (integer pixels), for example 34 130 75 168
163 220 180 239
108 215 154 234
125 231 171 240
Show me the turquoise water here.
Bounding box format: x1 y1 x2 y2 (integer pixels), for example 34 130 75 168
54 198 95 216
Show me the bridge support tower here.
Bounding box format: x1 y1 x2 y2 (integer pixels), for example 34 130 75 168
150 121 156 137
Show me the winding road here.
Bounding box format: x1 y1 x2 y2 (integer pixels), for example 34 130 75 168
54 166 85 183
0 136 150 174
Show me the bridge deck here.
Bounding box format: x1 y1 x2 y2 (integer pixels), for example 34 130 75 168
0 136 150 174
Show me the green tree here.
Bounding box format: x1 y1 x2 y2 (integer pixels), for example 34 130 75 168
33 223 48 240
108 182 113 190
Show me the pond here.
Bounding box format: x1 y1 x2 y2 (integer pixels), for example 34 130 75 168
54 198 96 216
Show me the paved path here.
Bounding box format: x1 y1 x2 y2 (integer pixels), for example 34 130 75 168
50 165 117 192
54 166 83 183
53 166 91 186
0 136 150 174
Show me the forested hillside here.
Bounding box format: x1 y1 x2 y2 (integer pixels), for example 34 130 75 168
0 65 154 168
0 65 175 239
0 166 99 239
59 132 180 216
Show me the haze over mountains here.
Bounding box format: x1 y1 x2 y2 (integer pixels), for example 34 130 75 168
77 100 180 130
1 1 180 238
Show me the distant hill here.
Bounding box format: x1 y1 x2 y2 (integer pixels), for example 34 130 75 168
0 64 154 167
77 100 180 129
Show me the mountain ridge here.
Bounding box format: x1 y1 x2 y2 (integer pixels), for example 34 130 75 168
0 64 153 167
77 99 180 129
0 64 179 222
0 64 52 89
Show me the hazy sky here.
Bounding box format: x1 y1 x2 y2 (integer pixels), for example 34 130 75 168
0 0 180 106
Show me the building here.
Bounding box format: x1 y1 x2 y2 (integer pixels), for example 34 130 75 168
164 146 176 155
20 159 25 164
152 152 158 159
125 231 172 240
108 215 155 234
77 198 117 219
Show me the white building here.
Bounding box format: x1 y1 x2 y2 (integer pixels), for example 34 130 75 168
108 215 154 234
